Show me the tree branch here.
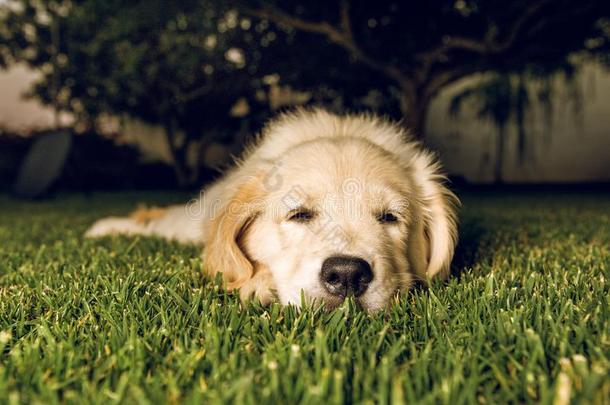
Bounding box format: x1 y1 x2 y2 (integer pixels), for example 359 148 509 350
426 65 485 99
242 2 408 85
175 82 215 104
338 0 353 43
416 0 554 70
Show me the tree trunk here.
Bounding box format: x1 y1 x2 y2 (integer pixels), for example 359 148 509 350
163 117 190 187
186 134 213 186
398 84 430 140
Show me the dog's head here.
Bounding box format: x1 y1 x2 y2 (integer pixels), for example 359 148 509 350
203 117 457 312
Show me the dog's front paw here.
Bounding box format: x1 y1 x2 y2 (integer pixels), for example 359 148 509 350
239 270 276 305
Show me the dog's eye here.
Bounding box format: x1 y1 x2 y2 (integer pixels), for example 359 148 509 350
288 209 316 222
377 211 399 224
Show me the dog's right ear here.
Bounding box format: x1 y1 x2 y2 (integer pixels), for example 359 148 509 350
202 173 267 290
407 152 459 281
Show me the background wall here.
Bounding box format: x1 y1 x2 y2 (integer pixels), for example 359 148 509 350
0 65 72 132
1 63 609 183
427 62 610 183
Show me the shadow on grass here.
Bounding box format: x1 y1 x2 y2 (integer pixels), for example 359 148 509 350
410 217 489 289
450 217 490 279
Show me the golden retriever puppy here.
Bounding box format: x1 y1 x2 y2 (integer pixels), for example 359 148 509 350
86 108 458 311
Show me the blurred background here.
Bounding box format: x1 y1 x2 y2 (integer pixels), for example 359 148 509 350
0 0 609 196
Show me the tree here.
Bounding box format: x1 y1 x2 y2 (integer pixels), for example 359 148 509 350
0 0 271 185
237 0 610 137
3 0 609 186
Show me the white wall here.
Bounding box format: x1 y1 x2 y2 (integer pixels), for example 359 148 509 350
426 62 610 183
0 65 72 132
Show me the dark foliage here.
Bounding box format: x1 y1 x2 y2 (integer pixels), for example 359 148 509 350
1 0 609 185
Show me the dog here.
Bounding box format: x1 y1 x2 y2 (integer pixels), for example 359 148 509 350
86 108 458 312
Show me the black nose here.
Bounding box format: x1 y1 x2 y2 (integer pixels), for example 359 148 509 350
320 256 373 298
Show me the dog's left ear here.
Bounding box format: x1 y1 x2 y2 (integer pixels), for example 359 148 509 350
408 154 459 280
203 172 266 290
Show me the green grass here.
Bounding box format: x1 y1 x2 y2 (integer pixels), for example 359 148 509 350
0 191 608 404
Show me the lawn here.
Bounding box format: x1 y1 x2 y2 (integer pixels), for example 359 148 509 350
0 191 608 404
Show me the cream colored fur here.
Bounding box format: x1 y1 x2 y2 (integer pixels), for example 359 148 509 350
86 108 459 311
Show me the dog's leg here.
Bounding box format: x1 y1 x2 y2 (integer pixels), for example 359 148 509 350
85 216 151 238
85 204 203 244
